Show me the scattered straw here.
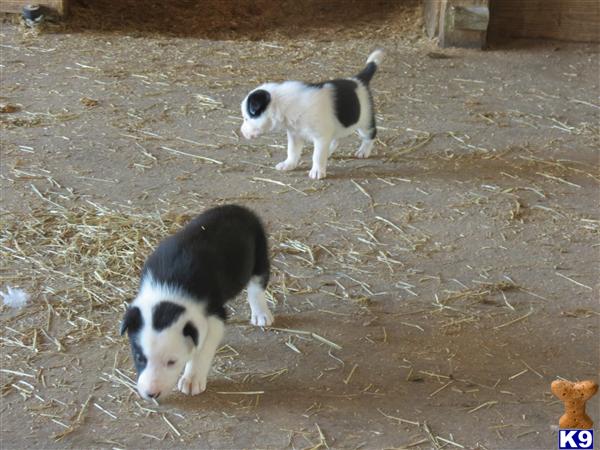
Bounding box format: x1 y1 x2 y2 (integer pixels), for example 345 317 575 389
160 146 223 164
468 401 498 414
53 395 93 441
436 435 465 448
93 402 117 420
520 360 543 379
555 272 593 291
351 179 374 210
216 391 265 395
493 309 534 330
508 369 528 380
429 381 454 398
285 338 302 354
377 408 420 426
536 172 582 189
267 327 342 350
0 369 35 378
313 423 329 450
343 364 358 385
162 414 181 437
252 177 308 196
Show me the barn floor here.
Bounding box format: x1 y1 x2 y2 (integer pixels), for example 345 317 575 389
1 2 599 449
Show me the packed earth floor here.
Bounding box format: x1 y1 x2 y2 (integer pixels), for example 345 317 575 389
1 2 599 449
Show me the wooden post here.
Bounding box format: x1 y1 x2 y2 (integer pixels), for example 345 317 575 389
439 0 490 48
423 0 442 38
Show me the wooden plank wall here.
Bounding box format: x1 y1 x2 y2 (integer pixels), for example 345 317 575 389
438 0 489 48
0 0 68 15
488 0 600 43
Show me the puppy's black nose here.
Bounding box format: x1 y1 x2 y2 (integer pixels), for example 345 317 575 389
147 391 160 399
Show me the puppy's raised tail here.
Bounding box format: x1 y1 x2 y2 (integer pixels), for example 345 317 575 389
356 49 384 85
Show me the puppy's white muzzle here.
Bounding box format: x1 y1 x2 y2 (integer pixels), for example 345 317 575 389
138 381 163 400
137 367 178 401
241 123 258 140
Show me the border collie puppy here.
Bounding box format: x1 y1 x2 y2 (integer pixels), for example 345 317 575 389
240 49 384 179
120 205 273 400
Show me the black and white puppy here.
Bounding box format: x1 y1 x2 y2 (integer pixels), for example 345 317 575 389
240 50 384 179
120 205 273 400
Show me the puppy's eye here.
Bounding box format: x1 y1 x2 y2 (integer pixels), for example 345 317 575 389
167 360 176 367
135 353 146 364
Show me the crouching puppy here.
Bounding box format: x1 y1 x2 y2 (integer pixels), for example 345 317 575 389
120 205 273 400
241 49 384 180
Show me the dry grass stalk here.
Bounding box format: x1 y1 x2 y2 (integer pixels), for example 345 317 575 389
377 408 420 426
160 145 223 164
52 395 93 441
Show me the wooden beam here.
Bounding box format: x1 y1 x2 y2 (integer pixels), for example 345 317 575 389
488 0 600 43
0 0 68 16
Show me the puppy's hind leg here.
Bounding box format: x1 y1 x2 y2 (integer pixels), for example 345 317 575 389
355 127 375 159
247 227 273 327
328 139 338 157
276 130 303 171
309 138 332 180
178 317 224 395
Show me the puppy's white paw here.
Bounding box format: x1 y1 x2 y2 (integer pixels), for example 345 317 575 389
251 309 274 327
276 160 297 171
177 372 206 396
355 147 372 159
355 141 374 159
309 166 326 180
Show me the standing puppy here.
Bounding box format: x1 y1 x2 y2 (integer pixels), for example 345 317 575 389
240 50 384 179
120 205 273 400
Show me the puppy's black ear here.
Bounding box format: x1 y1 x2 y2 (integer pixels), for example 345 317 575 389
120 306 142 336
183 321 198 346
247 89 271 118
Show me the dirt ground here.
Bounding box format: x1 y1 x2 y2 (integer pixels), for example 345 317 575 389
1 1 599 449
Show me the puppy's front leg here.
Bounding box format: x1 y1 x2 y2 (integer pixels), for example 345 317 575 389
308 138 331 180
178 317 225 395
247 276 273 327
276 130 303 171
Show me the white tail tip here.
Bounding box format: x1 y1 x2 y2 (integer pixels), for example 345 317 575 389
366 49 384 66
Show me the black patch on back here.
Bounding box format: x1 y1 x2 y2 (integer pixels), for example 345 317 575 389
309 79 360 128
247 89 271 118
153 301 186 331
141 205 270 320
120 306 143 336
183 321 198 346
